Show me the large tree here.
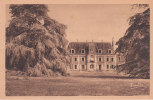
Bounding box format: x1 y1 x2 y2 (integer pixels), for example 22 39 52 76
116 5 150 78
6 4 70 76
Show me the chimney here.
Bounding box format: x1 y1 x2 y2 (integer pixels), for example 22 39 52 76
112 37 114 50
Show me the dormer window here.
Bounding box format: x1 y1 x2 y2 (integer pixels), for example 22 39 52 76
81 49 85 54
108 49 112 54
70 49 75 54
98 49 102 54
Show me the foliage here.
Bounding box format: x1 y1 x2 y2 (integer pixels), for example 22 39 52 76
6 4 70 76
116 5 150 78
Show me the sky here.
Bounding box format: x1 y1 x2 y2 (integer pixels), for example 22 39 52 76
6 4 139 44
47 4 136 43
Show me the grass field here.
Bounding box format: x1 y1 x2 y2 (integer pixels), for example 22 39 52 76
6 71 150 96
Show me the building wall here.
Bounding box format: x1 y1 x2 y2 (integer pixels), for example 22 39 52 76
71 55 87 71
70 54 118 71
68 42 124 71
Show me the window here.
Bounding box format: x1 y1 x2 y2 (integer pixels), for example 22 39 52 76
90 55 94 62
108 49 112 54
90 49 93 52
90 64 94 69
107 58 109 62
82 65 85 70
99 57 102 62
107 65 109 69
75 65 77 69
111 65 115 69
82 57 85 61
81 49 85 54
99 65 101 70
74 57 77 61
118 57 120 61
98 49 102 54
111 58 114 62
71 49 75 54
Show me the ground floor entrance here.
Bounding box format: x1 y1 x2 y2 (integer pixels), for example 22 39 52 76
99 65 102 70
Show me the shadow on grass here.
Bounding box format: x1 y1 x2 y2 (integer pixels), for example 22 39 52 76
72 75 139 79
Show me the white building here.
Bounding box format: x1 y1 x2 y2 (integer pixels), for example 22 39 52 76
68 41 124 71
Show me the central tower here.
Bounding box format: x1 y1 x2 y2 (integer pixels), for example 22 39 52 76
87 42 96 71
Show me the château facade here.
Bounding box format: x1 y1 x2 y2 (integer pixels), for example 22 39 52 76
68 41 124 71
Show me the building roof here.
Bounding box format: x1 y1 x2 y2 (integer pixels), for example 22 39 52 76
68 42 114 55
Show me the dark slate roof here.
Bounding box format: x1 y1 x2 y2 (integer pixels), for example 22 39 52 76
68 42 114 55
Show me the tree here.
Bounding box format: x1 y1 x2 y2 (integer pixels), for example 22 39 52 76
116 5 150 78
6 4 71 76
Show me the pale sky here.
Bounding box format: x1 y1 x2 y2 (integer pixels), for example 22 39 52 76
6 4 139 44
47 4 137 43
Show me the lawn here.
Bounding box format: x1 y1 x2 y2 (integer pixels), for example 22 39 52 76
6 71 150 96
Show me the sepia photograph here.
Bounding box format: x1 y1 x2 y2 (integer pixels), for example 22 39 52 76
4 3 150 96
